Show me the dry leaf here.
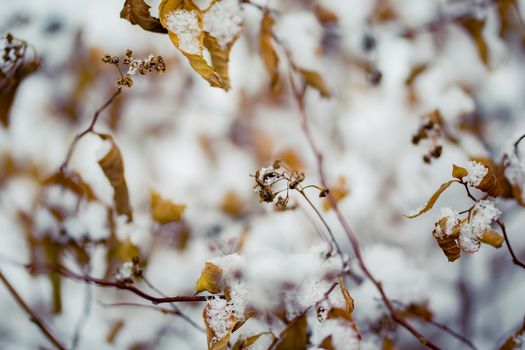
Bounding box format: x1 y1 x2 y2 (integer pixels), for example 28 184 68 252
260 10 280 90
232 332 274 350
319 335 335 350
43 171 96 201
314 4 338 25
120 0 168 33
460 17 489 67
151 190 186 224
405 180 456 218
452 164 468 179
298 68 331 98
276 314 308 350
116 238 141 262
220 190 244 218
106 319 125 344
203 301 238 350
339 278 354 314
433 217 461 262
479 230 504 248
98 134 133 221
195 262 223 294
159 0 222 88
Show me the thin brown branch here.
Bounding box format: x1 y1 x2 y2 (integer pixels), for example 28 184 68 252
297 189 345 264
514 133 525 157
427 318 477 350
286 60 443 350
496 220 525 269
0 269 66 350
32 264 220 304
59 88 122 171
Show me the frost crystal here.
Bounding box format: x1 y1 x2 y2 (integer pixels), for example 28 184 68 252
206 297 236 342
203 0 243 49
165 10 201 55
462 161 488 187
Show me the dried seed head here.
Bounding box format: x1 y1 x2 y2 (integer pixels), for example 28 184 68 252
319 188 330 197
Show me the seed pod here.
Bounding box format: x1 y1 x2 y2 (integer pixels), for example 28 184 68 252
432 217 461 262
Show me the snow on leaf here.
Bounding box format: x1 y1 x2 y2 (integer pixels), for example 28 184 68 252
159 0 223 88
203 0 242 49
405 180 456 219
150 190 186 224
260 10 280 90
97 134 132 222
203 32 234 90
195 262 223 294
120 0 168 34
203 297 237 350
463 161 488 187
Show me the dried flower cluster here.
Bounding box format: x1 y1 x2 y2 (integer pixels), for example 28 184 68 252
102 50 165 88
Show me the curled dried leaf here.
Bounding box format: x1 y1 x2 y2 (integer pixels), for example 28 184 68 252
260 10 280 90
339 278 354 314
203 301 237 350
432 217 461 262
98 134 132 221
159 0 222 88
405 180 456 219
120 0 168 33
151 190 186 224
195 262 223 294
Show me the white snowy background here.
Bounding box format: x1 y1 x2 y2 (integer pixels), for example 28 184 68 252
1 0 525 349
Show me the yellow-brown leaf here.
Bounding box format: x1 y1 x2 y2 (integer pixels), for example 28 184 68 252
480 230 504 248
299 68 330 98
98 134 132 221
151 190 186 224
195 262 223 294
452 164 468 179
260 11 280 90
405 180 456 219
159 0 222 88
276 314 308 350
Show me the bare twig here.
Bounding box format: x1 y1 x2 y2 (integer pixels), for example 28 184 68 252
496 220 525 269
282 48 444 349
31 264 221 304
0 269 66 350
59 88 122 171
142 276 205 332
514 133 525 157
